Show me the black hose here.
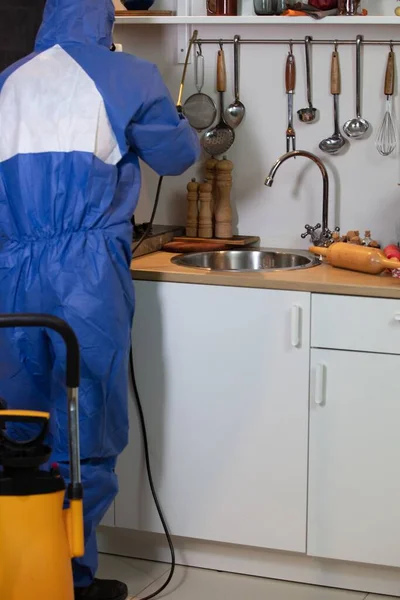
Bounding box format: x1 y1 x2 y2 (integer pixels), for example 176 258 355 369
129 350 175 599
133 176 164 251
129 175 175 599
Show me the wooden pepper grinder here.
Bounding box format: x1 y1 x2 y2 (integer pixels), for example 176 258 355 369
198 180 213 238
205 158 218 216
186 178 199 237
215 156 233 239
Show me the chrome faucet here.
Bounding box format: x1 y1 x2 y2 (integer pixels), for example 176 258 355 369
265 150 339 247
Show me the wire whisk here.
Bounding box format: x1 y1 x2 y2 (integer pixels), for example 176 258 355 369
376 100 397 156
376 47 397 157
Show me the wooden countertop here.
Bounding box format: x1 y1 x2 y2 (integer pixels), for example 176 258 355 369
130 251 400 299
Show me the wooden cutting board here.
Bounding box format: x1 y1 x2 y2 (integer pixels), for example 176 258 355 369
173 235 260 247
163 240 229 253
115 10 176 16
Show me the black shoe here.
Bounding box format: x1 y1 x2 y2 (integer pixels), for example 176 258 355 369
74 579 128 600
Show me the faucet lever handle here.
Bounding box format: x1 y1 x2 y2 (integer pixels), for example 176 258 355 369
301 223 321 241
320 226 340 246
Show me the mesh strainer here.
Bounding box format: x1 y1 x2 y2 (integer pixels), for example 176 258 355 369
183 48 217 132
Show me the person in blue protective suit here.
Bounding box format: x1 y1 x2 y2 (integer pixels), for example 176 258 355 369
0 0 200 598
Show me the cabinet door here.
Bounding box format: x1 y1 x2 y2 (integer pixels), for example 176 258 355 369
116 281 310 553
308 349 400 567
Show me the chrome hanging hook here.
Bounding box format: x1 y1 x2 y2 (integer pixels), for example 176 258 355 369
390 40 394 52
289 39 293 54
334 39 339 52
219 39 224 51
197 41 203 56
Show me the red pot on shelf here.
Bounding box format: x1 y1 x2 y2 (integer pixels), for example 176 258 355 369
308 0 337 8
206 0 238 15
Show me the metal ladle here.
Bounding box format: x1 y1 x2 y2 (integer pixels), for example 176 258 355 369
297 36 317 123
319 46 347 154
225 35 246 128
343 35 370 139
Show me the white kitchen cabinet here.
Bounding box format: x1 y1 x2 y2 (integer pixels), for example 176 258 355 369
116 281 310 553
312 294 400 355
308 348 400 568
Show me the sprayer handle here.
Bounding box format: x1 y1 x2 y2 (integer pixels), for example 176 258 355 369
0 314 79 388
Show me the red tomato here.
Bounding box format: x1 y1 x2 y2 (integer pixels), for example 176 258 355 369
384 244 400 261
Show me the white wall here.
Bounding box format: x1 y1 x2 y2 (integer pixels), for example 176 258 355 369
115 18 400 248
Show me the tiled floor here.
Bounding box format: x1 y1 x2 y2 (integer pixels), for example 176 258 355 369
98 553 397 600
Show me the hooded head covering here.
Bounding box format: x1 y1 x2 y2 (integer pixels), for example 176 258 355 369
35 0 114 50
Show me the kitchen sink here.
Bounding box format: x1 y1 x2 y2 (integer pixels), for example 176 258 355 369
171 249 319 272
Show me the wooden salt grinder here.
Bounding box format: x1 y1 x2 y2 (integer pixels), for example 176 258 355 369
186 179 199 237
215 157 233 239
205 158 218 216
198 180 213 238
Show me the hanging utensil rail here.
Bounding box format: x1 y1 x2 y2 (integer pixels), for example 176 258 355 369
195 37 400 46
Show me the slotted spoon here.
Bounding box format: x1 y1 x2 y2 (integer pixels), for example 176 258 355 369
202 46 235 156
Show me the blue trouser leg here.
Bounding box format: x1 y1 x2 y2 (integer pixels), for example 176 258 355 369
0 237 132 587
0 316 128 588
57 457 119 588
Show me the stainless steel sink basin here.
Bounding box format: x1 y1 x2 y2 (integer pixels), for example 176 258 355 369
171 249 319 272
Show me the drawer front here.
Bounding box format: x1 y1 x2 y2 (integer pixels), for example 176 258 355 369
312 294 400 354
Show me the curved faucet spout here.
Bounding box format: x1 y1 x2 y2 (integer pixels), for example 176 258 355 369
265 150 334 246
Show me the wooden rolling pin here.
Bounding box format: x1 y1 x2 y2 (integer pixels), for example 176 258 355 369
310 242 400 275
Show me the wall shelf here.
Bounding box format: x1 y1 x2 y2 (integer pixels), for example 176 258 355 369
115 15 400 25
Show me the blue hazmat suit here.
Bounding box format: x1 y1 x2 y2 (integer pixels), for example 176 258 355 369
0 0 200 588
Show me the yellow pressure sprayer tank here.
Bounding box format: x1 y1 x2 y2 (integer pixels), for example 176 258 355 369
0 314 84 600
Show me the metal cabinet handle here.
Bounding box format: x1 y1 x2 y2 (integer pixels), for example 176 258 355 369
291 305 301 347
315 363 326 406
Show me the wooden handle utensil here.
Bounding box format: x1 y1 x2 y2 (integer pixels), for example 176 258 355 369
217 48 227 93
331 50 341 95
384 50 395 96
285 52 296 93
